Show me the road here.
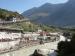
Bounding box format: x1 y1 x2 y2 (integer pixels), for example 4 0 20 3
0 41 59 56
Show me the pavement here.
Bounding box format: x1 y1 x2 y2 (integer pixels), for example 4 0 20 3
0 41 59 56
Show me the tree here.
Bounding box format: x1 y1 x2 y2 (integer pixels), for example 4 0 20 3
0 8 24 21
57 33 75 56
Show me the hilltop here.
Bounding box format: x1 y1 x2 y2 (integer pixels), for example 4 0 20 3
0 8 24 21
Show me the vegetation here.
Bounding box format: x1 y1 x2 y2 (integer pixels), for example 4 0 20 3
0 8 24 21
2 21 59 32
38 24 59 32
0 8 60 32
57 33 75 56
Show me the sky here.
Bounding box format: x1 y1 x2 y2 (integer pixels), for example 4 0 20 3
0 0 68 14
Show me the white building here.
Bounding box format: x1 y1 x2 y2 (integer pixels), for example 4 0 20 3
0 28 23 50
13 17 16 23
24 32 40 40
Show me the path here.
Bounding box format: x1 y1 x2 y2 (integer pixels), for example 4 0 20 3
0 41 59 56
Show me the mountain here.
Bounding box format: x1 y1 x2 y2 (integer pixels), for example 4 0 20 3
22 0 75 27
22 3 64 19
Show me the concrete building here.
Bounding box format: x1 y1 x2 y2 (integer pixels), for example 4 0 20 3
23 32 40 40
0 28 23 51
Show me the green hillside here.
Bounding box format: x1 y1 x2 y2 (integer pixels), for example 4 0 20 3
0 8 59 32
1 21 59 32
0 8 24 21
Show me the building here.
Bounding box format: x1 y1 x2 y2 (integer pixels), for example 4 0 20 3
23 32 40 41
12 17 16 23
0 28 23 51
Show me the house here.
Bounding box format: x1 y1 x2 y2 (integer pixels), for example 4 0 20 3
12 17 16 23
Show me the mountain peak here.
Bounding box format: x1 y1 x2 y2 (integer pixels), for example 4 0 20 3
41 3 52 6
68 0 75 3
43 3 52 5
69 0 75 2
22 0 75 27
39 3 53 8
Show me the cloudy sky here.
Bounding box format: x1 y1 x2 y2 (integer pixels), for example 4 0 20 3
0 0 68 13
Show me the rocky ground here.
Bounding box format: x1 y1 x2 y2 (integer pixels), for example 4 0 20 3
0 41 59 56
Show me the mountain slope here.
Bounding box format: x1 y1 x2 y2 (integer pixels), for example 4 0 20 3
22 0 75 27
22 3 64 20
